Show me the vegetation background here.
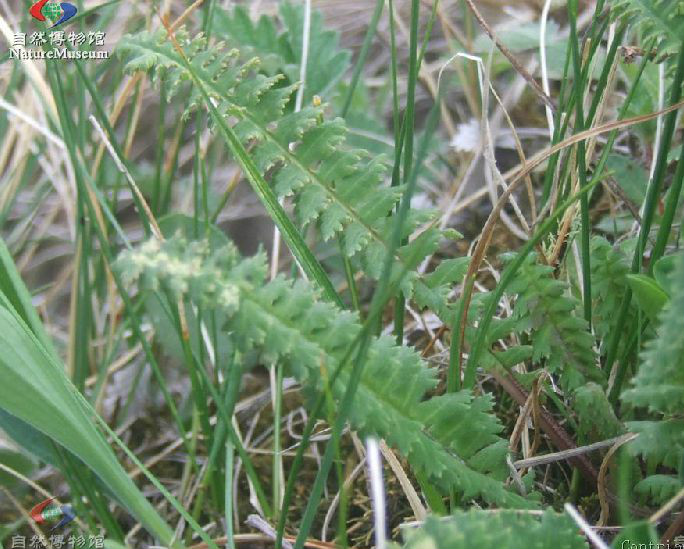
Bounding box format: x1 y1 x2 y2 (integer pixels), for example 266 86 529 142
0 0 683 548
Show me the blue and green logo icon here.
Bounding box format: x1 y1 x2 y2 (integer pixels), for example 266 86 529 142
30 498 76 531
29 0 78 28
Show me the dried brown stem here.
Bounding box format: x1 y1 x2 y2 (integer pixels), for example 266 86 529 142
490 369 650 519
461 0 556 111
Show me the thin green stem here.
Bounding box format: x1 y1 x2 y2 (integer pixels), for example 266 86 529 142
569 0 592 326
340 0 384 118
336 0 385 312
291 82 441 549
393 0 421 345
153 83 167 214
48 62 197 472
272 362 284 518
651 136 684 264
604 33 684 385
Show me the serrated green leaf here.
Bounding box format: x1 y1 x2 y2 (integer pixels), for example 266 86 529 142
212 2 351 103
505 253 602 391
401 510 588 549
610 0 684 64
622 252 684 481
635 474 682 503
574 382 625 441
116 27 459 324
118 234 531 508
590 237 636 347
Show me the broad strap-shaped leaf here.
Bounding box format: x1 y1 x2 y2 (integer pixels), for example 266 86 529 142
0 238 68 468
115 29 460 323
0 238 59 359
0 295 178 547
117 235 531 508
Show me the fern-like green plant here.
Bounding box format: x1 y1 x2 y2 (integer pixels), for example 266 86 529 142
505 253 603 391
610 0 684 63
634 474 683 503
622 250 684 416
214 3 391 158
397 510 589 549
211 2 351 102
116 233 530 508
115 28 462 324
574 382 625 442
621 251 684 501
590 237 636 348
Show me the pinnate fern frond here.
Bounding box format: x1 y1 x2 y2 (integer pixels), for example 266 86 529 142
574 382 625 441
399 510 588 549
622 251 684 470
635 474 682 503
505 253 603 391
626 419 684 468
116 29 460 322
610 0 684 63
622 251 684 415
590 237 635 347
117 234 530 508
211 2 351 102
